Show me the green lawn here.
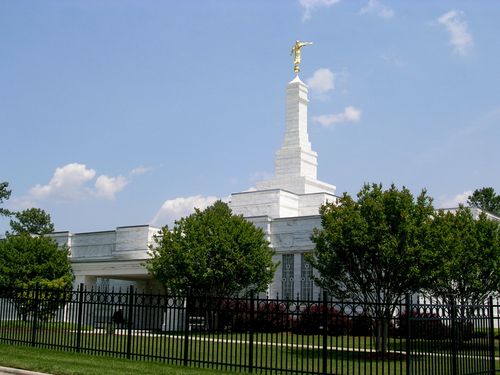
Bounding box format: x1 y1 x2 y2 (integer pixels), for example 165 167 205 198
0 343 234 375
1 325 498 375
0 342 406 375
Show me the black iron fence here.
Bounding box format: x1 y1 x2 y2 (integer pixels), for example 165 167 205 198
0 284 499 375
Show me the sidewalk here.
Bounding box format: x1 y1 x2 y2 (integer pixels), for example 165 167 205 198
0 367 50 375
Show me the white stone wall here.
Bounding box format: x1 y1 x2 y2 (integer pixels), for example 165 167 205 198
72 231 116 259
230 188 337 218
245 216 272 242
57 216 324 298
299 192 337 216
266 215 322 298
115 225 160 259
52 225 159 263
275 148 318 181
51 231 72 248
230 189 299 218
50 226 159 290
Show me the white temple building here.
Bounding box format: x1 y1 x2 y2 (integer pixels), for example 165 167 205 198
230 75 336 218
52 71 336 299
229 74 338 299
51 66 500 301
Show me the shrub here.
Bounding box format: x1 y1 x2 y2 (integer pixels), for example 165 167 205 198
397 310 450 340
215 299 294 332
217 299 251 332
351 313 374 336
255 301 293 332
294 303 351 335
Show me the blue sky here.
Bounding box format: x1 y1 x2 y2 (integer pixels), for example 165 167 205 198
1 0 499 233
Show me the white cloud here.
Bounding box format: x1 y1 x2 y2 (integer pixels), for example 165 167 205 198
94 175 128 200
438 10 473 56
130 166 152 176
312 106 362 128
26 162 132 203
30 163 96 201
150 195 220 227
306 68 335 95
360 0 394 18
438 190 472 209
299 0 341 21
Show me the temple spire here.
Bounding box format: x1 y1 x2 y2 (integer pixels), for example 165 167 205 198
229 41 336 219
274 75 317 180
255 60 335 195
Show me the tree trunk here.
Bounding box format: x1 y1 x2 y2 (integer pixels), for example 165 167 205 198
375 318 389 353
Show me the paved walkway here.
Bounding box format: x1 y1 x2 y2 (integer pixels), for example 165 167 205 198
0 366 50 375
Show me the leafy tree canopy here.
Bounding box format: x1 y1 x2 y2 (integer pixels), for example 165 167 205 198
0 233 73 289
309 183 438 353
467 187 500 216
0 181 12 217
0 233 74 321
309 183 436 305
0 185 72 320
147 201 277 297
426 207 500 306
9 208 55 236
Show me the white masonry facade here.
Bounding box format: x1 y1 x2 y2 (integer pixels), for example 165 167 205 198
229 74 337 298
53 73 338 298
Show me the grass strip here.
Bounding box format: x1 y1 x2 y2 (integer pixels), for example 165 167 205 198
0 343 233 375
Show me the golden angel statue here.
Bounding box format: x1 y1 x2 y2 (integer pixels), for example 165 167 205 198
290 40 313 74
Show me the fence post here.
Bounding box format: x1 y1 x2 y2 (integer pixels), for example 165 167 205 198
76 283 84 353
30 283 40 347
322 290 328 375
450 296 457 375
183 286 192 367
488 296 496 375
126 285 134 359
248 290 255 373
405 294 411 375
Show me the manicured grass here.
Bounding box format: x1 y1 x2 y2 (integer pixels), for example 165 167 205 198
0 343 234 375
0 342 408 375
1 326 498 375
1 341 498 375
0 320 93 331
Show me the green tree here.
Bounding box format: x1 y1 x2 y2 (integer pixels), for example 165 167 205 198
467 187 500 216
0 234 74 320
309 183 436 352
427 207 500 307
0 181 12 217
147 201 277 297
9 208 55 235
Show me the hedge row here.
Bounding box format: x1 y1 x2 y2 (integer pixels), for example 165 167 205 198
194 301 476 340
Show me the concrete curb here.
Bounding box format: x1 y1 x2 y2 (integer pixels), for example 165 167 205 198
0 366 50 375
